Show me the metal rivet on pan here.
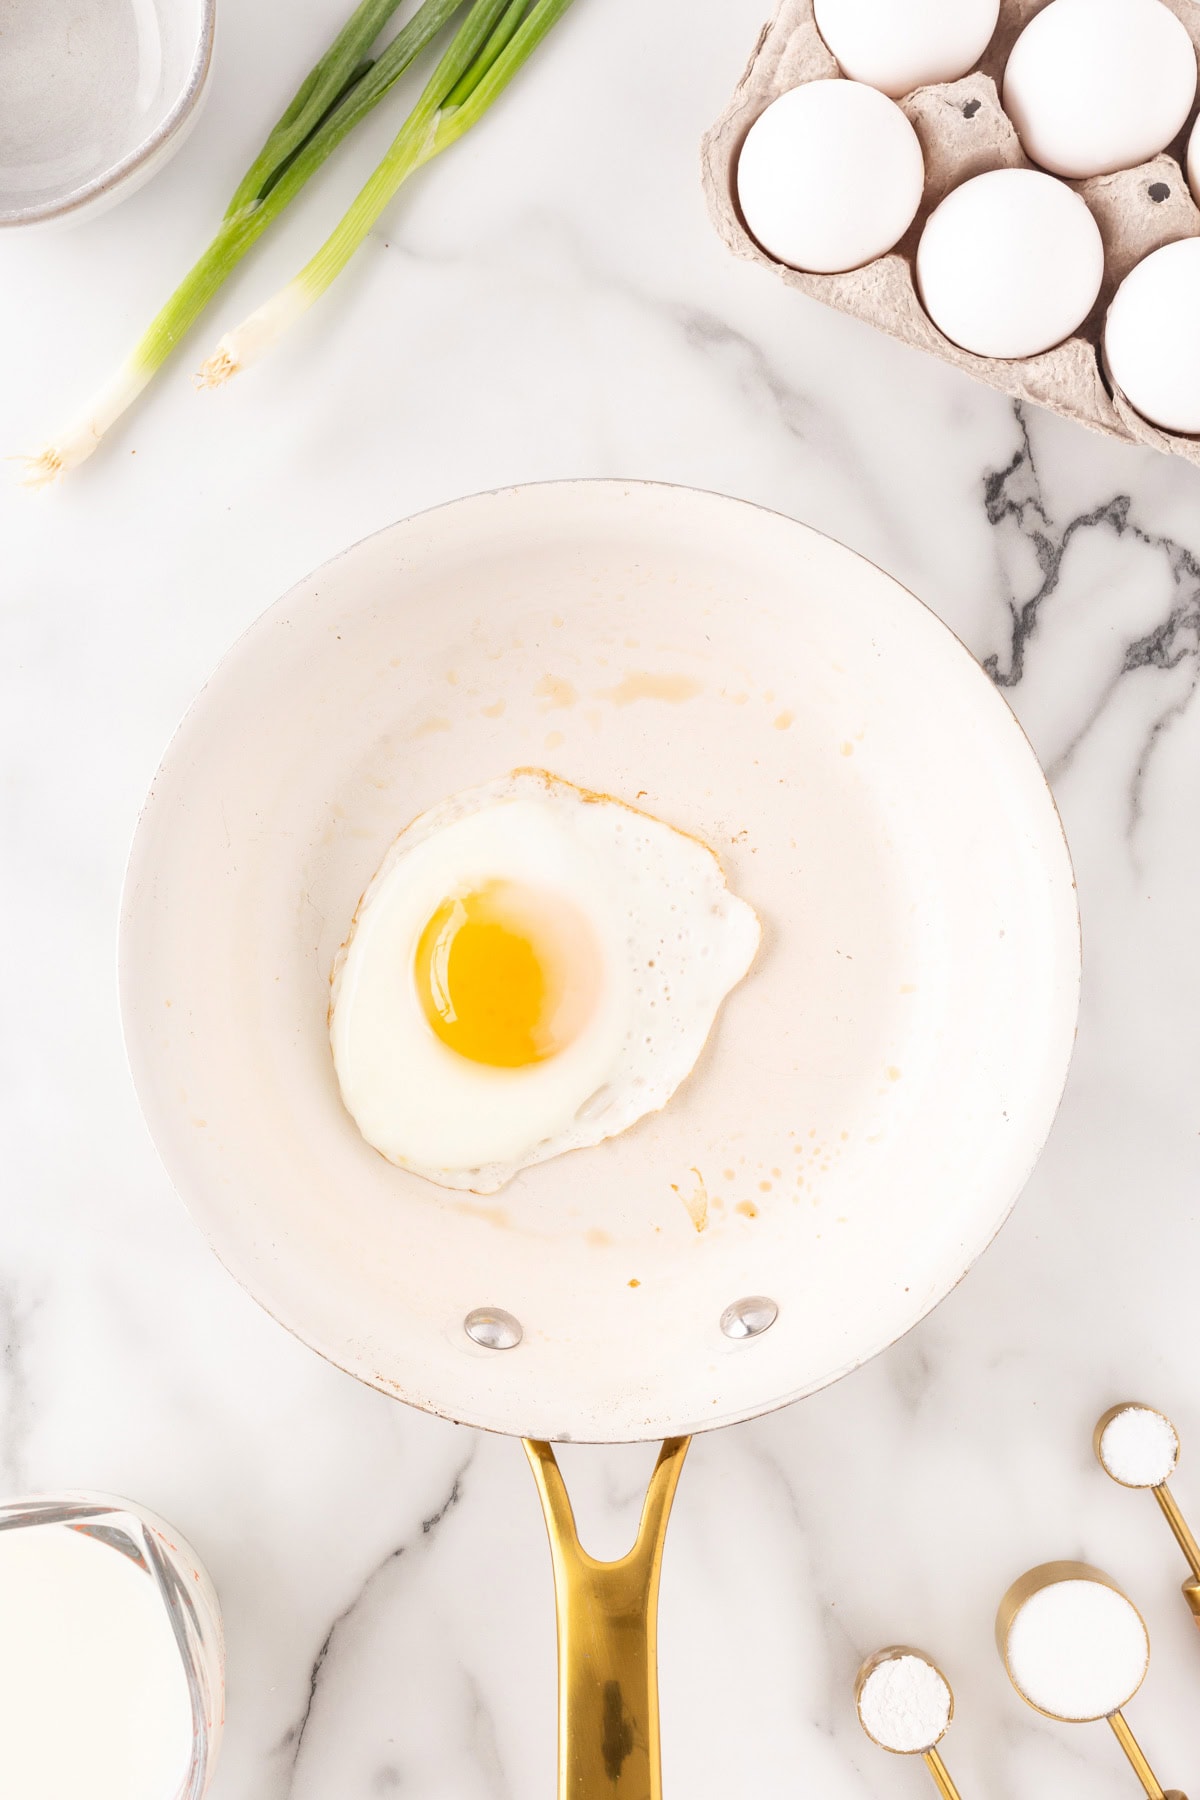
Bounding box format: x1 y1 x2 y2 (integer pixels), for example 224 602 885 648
720 1296 779 1340
464 1307 523 1350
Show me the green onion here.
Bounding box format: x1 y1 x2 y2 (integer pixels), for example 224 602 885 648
24 0 468 486
197 0 577 390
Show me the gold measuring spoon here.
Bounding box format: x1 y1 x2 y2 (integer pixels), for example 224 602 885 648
1096 1403 1200 1628
855 1646 962 1800
997 1562 1186 1800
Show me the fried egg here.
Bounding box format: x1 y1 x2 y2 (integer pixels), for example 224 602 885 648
329 770 760 1192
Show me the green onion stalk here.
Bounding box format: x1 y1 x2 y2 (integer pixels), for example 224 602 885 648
24 0 468 486
197 0 577 390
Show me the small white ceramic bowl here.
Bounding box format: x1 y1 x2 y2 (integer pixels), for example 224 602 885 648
0 0 215 229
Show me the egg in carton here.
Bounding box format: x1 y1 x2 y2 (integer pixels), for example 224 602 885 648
701 0 1200 465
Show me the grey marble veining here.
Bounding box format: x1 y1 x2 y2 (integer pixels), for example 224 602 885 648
3 1 1200 1796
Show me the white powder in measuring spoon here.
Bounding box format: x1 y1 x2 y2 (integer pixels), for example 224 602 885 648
1006 1579 1149 1721
858 1654 952 1752
1099 1407 1179 1488
0 1521 194 1800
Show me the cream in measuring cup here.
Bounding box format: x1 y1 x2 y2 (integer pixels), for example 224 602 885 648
0 1496 223 1800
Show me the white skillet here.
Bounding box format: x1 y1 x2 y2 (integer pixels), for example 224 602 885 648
120 481 1079 1796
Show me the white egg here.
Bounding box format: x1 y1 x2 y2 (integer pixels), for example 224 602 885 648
736 80 925 274
329 770 760 1193
916 168 1104 358
1104 237 1200 433
813 0 1000 99
1188 111 1200 206
1003 0 1197 180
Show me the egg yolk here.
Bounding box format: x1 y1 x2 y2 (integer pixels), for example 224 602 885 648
414 879 600 1067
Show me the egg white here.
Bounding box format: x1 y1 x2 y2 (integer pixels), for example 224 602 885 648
329 770 760 1192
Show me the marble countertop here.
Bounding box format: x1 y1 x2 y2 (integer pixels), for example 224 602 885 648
4 2 1200 1795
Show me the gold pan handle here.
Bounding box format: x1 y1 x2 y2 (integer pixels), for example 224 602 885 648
525 1436 690 1800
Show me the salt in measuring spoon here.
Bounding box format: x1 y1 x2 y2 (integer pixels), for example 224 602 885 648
855 1647 963 1800
997 1562 1185 1800
1096 1403 1200 1629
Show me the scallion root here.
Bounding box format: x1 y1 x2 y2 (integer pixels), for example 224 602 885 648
19 448 67 490
21 358 155 484
196 283 316 388
194 353 238 391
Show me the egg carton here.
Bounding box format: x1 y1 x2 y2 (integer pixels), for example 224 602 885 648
701 0 1200 465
